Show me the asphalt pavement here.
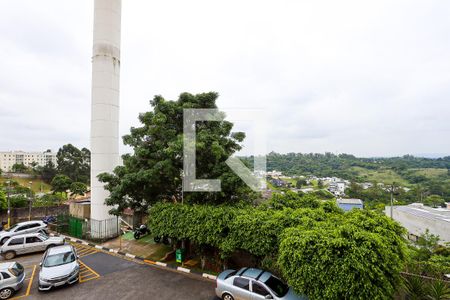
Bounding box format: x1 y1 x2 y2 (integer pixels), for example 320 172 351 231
1 242 217 300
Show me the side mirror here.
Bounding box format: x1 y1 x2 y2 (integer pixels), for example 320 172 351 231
265 295 273 300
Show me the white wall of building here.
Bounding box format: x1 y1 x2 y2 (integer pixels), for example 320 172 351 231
386 204 450 244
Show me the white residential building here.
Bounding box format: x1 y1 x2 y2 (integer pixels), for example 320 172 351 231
0 150 57 172
267 170 283 177
328 181 347 196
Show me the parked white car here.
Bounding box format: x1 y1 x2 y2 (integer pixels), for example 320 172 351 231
0 233 65 260
0 221 48 245
38 245 79 291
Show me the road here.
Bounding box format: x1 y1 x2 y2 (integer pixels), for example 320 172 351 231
3 242 217 300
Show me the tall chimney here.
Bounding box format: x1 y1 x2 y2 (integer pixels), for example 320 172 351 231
90 0 121 237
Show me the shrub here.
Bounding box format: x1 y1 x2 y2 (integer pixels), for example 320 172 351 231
277 210 407 300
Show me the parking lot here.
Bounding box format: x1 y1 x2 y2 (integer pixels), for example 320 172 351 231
1 242 217 300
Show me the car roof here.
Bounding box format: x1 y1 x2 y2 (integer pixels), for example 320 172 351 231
47 245 73 255
237 268 272 282
14 232 46 237
14 220 44 226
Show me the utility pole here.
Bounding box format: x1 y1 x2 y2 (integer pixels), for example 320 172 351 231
6 180 11 228
28 181 33 221
390 182 396 219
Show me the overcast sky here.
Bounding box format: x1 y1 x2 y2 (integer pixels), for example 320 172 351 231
0 0 449 157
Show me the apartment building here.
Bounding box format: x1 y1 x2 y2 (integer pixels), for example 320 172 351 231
0 150 57 172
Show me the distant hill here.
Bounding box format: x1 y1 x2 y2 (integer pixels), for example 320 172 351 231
242 152 450 184
242 152 450 203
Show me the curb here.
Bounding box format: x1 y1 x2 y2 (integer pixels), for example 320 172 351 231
50 233 218 281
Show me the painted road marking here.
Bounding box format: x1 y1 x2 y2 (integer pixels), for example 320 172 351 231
11 265 36 300
79 260 100 283
71 242 99 258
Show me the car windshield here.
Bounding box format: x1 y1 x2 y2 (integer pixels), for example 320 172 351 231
44 252 75 267
38 234 49 241
9 262 24 276
264 275 289 297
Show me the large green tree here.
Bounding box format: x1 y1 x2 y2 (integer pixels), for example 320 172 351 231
99 92 254 215
11 163 28 173
36 160 58 183
57 144 90 183
70 182 87 197
51 174 72 194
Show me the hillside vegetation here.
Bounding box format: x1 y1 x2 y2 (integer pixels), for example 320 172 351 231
243 152 450 203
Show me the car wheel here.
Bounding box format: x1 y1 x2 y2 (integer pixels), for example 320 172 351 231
0 237 9 245
222 293 234 300
3 251 16 260
46 244 56 250
0 288 14 299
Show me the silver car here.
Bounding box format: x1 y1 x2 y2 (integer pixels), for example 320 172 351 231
38 245 79 291
0 233 65 260
216 268 307 300
0 221 48 245
0 262 25 299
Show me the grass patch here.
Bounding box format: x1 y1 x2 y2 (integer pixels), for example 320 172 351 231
147 245 172 261
0 176 52 193
122 231 156 244
410 168 448 178
349 167 410 186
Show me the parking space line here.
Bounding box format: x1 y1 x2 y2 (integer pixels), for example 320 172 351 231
11 265 36 300
78 260 100 283
70 242 99 258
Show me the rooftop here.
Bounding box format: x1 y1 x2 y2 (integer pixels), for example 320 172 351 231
337 198 363 205
394 204 450 223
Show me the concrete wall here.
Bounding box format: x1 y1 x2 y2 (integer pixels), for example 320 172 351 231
70 202 91 219
386 206 450 244
0 205 69 225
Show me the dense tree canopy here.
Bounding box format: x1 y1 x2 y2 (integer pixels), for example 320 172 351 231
35 161 58 183
70 182 87 197
11 163 28 173
278 210 407 300
56 144 90 184
99 92 254 215
0 188 6 210
51 174 72 193
148 192 407 299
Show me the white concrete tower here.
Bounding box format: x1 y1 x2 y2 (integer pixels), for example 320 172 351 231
90 0 121 237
